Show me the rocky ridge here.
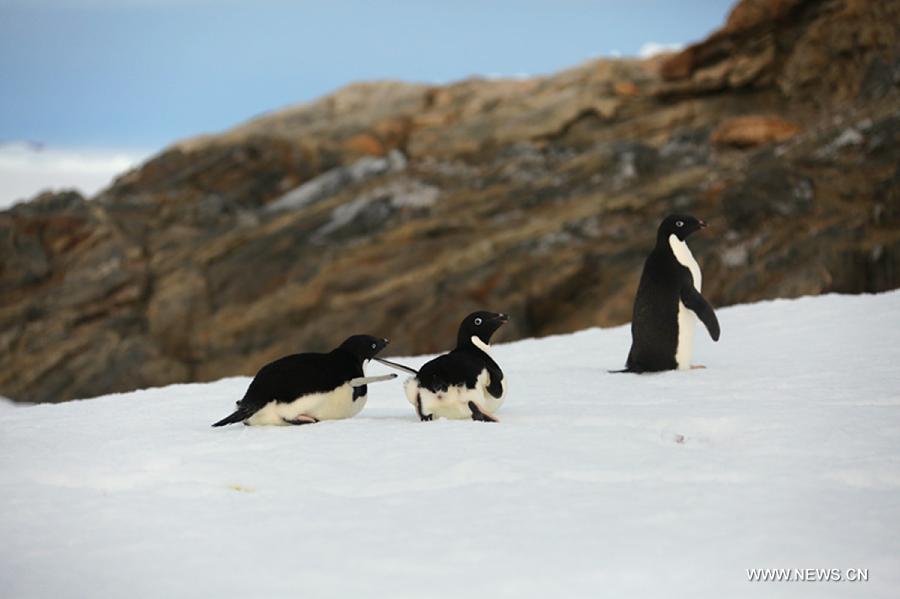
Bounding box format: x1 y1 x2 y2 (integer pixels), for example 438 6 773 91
1 0 898 402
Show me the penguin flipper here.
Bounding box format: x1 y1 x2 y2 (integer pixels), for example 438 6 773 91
212 406 255 427
680 285 720 341
373 357 419 376
349 374 397 387
468 401 498 423
484 365 504 398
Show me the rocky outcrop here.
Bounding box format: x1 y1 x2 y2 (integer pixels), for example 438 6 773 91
710 115 801 147
2 0 899 402
657 0 900 103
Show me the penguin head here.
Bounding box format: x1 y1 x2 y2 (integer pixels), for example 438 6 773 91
658 214 707 241
338 335 390 361
457 311 509 348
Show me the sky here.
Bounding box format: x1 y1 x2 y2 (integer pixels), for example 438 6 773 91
0 0 735 206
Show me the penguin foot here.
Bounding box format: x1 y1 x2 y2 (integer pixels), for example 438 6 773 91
690 365 707 370
415 393 433 422
468 401 498 423
282 415 319 425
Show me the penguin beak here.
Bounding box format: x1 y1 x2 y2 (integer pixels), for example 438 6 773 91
493 313 509 325
698 219 708 228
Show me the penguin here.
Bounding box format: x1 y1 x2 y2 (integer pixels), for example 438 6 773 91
621 214 720 373
212 335 396 426
375 311 509 422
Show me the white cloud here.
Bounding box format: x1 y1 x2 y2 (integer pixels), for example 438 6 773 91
0 142 151 209
637 41 684 58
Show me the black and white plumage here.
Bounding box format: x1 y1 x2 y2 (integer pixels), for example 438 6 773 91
376 311 508 422
212 335 395 427
622 214 720 373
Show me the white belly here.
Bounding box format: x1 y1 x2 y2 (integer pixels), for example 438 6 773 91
245 383 365 426
675 302 696 370
404 370 505 420
669 234 702 370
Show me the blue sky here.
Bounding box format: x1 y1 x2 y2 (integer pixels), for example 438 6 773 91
1 0 734 150
0 0 734 206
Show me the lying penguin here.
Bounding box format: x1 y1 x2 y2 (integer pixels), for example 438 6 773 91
376 311 508 422
620 214 720 372
212 335 396 426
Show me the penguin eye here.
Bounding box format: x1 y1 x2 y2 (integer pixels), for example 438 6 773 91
474 317 483 325
675 220 684 227
371 343 377 349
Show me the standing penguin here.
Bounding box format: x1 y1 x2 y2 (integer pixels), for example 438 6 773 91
376 311 509 422
212 335 396 426
621 214 720 373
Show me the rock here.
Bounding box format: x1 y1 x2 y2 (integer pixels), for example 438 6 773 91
265 150 407 213
344 133 385 157
613 81 640 97
657 0 804 84
657 0 900 103
1 0 898 403
723 0 802 33
722 161 814 228
710 116 801 148
859 54 900 101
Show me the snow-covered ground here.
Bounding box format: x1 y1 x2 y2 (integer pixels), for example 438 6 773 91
2 292 899 598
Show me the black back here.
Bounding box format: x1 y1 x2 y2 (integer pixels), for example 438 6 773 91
626 245 684 371
625 215 708 372
418 311 507 397
240 335 388 411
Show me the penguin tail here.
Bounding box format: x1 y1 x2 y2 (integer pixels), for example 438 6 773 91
608 367 635 374
212 406 253 427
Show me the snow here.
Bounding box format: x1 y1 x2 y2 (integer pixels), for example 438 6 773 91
637 41 685 58
0 142 149 209
2 291 899 598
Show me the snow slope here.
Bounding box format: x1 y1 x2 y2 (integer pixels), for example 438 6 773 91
2 292 899 598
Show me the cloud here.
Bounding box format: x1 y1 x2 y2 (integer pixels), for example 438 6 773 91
0 142 151 209
637 41 684 58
